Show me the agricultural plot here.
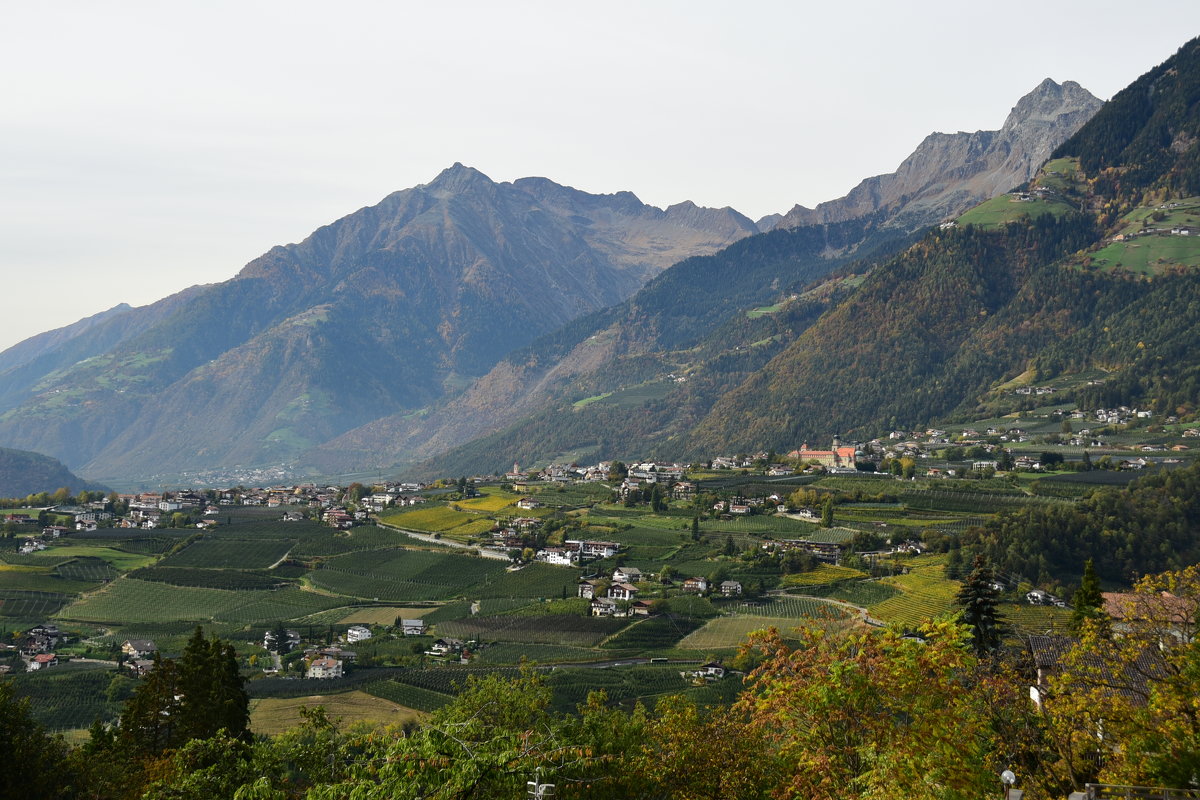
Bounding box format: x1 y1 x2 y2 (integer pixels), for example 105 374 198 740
32 545 156 572
0 589 73 620
728 596 851 620
250 690 423 735
55 557 120 583
869 560 962 627
1005 603 1073 635
703 516 817 535
544 664 691 713
364 680 452 713
599 615 705 651
130 566 291 590
159 538 294 570
796 580 901 607
340 605 439 625
0 552 75 567
10 664 121 732
680 615 817 649
0 566 102 594
393 667 522 696
457 492 519 513
781 564 865 586
378 505 477 532
437 614 624 646
291 526 409 558
57 578 344 624
470 643 600 665
310 549 508 601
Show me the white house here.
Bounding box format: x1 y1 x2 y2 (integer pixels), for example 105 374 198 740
306 657 343 679
346 625 372 643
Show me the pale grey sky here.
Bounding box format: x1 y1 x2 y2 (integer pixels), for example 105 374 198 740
1 1 1197 351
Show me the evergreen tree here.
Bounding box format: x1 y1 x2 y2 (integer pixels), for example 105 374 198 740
691 516 700 541
118 628 249 759
1070 558 1108 635
821 497 834 528
955 555 1007 656
724 535 737 557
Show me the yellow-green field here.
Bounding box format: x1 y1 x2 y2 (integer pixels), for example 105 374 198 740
339 605 439 625
249 690 423 735
868 556 961 627
780 564 866 586
457 491 518 513
379 506 476 532
680 616 804 649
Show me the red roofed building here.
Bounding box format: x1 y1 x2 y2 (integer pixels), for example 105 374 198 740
788 435 856 469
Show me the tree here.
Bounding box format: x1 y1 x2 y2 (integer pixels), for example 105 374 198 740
267 621 292 655
955 555 1007 656
1070 559 1107 635
820 496 834 528
723 534 737 557
0 680 73 799
118 628 249 760
691 516 700 541
737 620 995 800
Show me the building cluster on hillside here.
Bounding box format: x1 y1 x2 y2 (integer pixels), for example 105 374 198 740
577 567 742 618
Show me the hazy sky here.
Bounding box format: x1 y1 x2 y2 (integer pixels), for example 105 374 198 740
2 2 1197 351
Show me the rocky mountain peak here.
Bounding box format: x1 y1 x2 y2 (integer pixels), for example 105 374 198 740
772 79 1102 232
425 162 496 195
1002 78 1100 131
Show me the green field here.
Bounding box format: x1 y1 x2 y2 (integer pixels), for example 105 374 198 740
957 194 1077 228
1089 233 1200 274
58 578 345 624
159 538 294 570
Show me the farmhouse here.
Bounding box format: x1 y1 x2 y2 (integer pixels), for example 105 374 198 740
428 638 465 658
720 580 743 597
401 619 426 635
682 577 709 593
577 579 602 599
607 582 638 601
516 497 542 510
122 639 158 659
306 657 343 679
611 566 642 584
29 653 58 671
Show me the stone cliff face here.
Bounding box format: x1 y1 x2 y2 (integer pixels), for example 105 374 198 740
775 79 1102 230
0 166 755 483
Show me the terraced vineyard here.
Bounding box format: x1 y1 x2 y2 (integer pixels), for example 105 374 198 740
869 558 962 626
780 564 866 586
680 614 845 649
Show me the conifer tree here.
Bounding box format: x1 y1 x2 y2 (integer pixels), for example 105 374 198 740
955 555 1007 656
1071 558 1108 635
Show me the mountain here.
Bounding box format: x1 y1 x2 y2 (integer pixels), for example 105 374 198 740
0 447 108 499
687 37 1200 453
351 79 1105 476
0 166 757 485
775 79 1102 231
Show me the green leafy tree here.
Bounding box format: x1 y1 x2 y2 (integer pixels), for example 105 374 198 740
820 496 834 528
